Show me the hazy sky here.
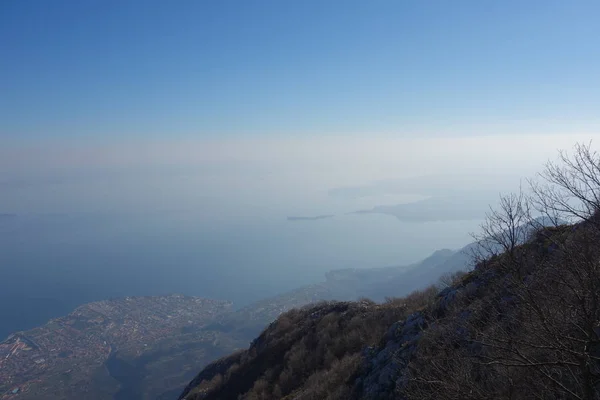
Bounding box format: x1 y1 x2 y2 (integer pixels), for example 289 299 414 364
2 1 600 214
1 134 599 216
2 0 600 141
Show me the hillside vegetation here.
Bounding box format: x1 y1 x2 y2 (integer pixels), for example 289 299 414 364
180 143 600 400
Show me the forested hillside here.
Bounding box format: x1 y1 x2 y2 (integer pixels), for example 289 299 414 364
180 143 600 400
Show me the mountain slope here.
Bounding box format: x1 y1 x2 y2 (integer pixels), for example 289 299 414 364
179 217 600 400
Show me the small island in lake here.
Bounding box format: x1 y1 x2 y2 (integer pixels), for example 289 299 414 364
287 214 334 221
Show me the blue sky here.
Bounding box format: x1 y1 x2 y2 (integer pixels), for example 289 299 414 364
1 0 600 140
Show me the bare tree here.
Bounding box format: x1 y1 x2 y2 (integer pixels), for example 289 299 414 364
436 270 467 291
406 142 600 400
530 141 600 229
469 187 533 274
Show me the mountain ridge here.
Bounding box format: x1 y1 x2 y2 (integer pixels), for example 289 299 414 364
179 217 599 400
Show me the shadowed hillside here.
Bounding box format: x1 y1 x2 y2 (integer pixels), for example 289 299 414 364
180 143 600 400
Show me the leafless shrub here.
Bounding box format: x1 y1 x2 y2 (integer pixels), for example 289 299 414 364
436 270 467 290
530 141 600 228
407 142 600 400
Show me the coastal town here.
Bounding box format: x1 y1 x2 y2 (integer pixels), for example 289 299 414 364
0 295 232 399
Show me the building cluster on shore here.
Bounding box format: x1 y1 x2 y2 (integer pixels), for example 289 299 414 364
0 295 231 399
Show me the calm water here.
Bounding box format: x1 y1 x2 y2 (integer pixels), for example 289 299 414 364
0 195 483 339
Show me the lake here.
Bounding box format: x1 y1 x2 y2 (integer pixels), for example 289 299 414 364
0 193 484 339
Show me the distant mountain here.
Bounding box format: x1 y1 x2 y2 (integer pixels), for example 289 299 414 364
202 246 467 345
353 195 488 222
328 174 519 199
